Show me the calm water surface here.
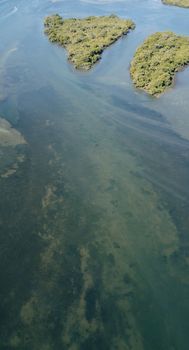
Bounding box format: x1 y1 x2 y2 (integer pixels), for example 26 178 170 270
0 0 189 349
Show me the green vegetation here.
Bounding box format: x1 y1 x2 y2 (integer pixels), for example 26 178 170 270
162 0 189 8
44 14 135 70
130 31 189 96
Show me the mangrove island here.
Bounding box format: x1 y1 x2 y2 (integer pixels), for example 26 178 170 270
44 14 135 70
130 31 189 96
162 0 189 8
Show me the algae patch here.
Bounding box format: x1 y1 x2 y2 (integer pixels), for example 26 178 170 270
44 14 135 70
130 31 189 96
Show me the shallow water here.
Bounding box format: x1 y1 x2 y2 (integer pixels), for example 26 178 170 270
0 0 189 349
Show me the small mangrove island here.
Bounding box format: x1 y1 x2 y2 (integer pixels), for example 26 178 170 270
130 31 189 96
44 14 135 70
162 0 189 8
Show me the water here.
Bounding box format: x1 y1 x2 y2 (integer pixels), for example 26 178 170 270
0 0 189 349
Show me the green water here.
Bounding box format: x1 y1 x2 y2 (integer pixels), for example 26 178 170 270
1 0 189 349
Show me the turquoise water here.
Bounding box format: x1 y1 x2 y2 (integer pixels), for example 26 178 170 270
0 0 189 349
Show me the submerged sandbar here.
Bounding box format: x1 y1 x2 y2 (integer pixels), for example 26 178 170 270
0 117 26 147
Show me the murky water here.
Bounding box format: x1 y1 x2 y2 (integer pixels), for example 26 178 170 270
0 0 189 349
